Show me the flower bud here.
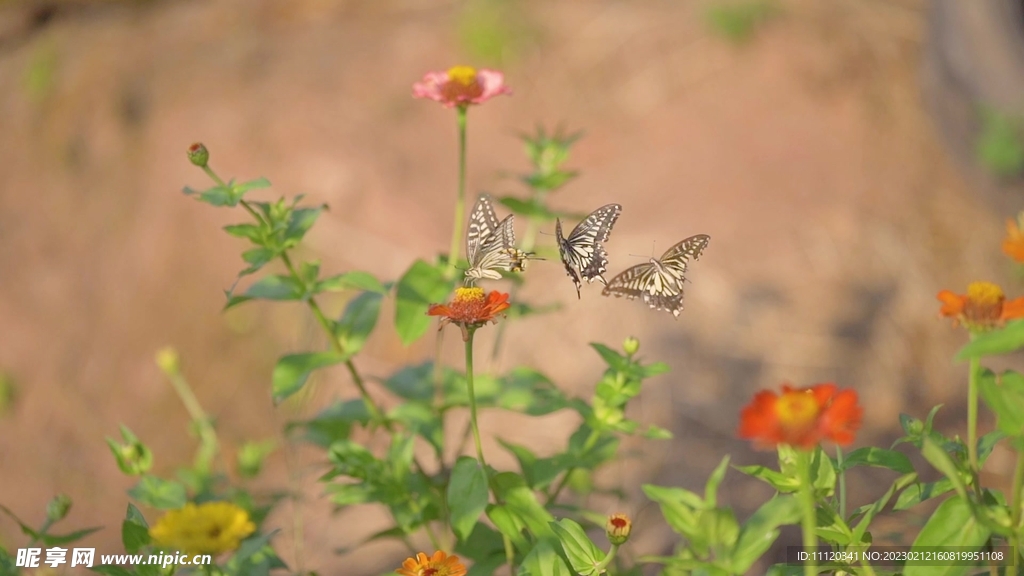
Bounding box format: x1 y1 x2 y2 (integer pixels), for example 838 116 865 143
187 143 209 168
46 494 72 522
605 513 632 545
622 336 640 356
106 425 153 476
155 347 180 376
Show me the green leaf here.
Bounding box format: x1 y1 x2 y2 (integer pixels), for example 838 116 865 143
234 177 272 193
643 424 674 439
292 399 370 448
734 464 800 493
122 503 150 553
705 456 730 507
389 402 443 455
551 518 605 575
317 271 387 294
518 538 574 576
956 320 1024 360
850 473 917 546
894 479 954 510
335 292 383 356
224 223 264 242
498 439 569 490
383 362 436 402
839 447 914 474
448 457 490 541
904 495 991 576
127 475 187 509
642 484 704 538
272 351 348 403
394 259 453 345
730 496 801 573
590 342 628 372
241 275 306 303
240 247 276 276
498 196 561 221
498 367 571 416
979 370 1024 437
39 527 103 546
487 504 530 551
920 437 969 500
284 205 325 246
184 183 234 206
492 473 555 539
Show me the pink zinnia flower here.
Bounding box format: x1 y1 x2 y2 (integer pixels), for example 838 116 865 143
413 65 511 108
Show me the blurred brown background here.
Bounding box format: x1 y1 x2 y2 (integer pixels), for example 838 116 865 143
3 0 1024 573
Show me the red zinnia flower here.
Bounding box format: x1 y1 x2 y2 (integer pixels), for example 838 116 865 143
738 383 862 449
937 281 1024 333
413 65 511 108
396 551 466 576
427 287 510 341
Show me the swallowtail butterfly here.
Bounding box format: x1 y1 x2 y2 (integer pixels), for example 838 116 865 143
555 204 622 298
602 234 709 318
464 194 535 283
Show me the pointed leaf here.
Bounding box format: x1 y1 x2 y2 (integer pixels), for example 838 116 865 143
395 260 453 345
272 351 347 403
335 291 383 356
955 320 1024 360
317 271 386 295
448 457 490 541
550 518 604 575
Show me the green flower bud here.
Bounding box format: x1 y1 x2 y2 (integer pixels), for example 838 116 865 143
155 347 180 377
46 494 72 522
187 143 209 167
623 336 640 356
106 425 153 476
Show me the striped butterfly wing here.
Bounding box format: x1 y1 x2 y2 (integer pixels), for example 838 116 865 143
466 214 521 281
602 234 710 318
557 204 622 298
466 194 502 266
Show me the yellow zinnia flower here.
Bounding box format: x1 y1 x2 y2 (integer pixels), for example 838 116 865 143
149 501 256 556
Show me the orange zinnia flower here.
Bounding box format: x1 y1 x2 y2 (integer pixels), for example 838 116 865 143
937 281 1024 332
396 551 467 576
738 383 862 450
1004 215 1024 263
413 65 511 108
427 287 511 341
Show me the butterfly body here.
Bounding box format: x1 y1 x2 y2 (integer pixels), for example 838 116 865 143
555 204 622 298
464 194 537 284
602 234 709 318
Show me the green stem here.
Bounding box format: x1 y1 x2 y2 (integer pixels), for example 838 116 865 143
1011 449 1024 568
277 250 388 427
797 449 818 576
446 106 469 280
836 446 847 520
546 428 600 506
968 353 981 480
165 366 218 474
464 328 487 468
593 544 620 574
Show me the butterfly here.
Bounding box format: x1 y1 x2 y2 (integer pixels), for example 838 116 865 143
602 234 710 318
464 194 536 284
555 204 622 298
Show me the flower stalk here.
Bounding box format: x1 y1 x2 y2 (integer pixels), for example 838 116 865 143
447 106 468 280
796 449 818 576
464 327 487 469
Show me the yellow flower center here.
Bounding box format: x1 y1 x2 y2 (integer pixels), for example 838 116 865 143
967 281 1004 305
776 391 820 430
447 66 478 85
453 286 485 304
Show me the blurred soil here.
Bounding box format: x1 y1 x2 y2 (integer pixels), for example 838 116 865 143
1 0 1021 574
